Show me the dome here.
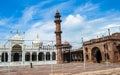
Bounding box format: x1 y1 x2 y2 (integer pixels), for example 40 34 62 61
33 39 42 44
32 34 43 47
63 41 69 45
63 41 72 48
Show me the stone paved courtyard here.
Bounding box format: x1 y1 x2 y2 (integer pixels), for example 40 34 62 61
0 62 120 75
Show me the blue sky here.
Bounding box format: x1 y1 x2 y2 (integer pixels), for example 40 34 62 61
0 0 120 47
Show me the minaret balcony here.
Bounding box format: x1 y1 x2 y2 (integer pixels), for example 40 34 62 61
55 31 62 34
54 20 62 23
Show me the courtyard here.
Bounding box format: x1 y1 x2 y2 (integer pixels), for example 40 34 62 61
0 62 120 75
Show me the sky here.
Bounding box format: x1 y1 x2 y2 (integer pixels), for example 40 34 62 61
0 0 120 47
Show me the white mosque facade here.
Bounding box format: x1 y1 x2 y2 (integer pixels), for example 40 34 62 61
0 31 57 66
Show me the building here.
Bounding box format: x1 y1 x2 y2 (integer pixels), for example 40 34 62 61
0 30 57 66
0 10 63 66
83 33 120 63
62 41 83 63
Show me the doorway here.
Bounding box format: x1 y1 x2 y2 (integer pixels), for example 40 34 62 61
12 44 22 62
13 53 19 61
92 47 102 63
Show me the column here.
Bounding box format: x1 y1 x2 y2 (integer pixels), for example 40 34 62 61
44 52 46 61
22 51 25 63
50 52 52 61
89 48 92 62
30 52 32 62
37 52 38 62
8 52 11 62
0 53 1 62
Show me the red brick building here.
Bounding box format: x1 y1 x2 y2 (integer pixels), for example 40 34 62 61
83 33 120 63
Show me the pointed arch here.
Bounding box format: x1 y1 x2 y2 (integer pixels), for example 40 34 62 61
12 44 22 52
38 52 44 61
92 47 102 63
25 52 30 61
52 52 56 60
1 52 8 62
32 52 37 61
12 44 22 61
116 45 120 54
46 52 50 60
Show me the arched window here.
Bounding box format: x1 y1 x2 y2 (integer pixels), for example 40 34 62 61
52 52 56 60
1 52 8 62
116 45 120 54
38 52 44 61
85 47 88 52
25 52 30 61
32 52 37 61
46 52 50 60
12 44 22 52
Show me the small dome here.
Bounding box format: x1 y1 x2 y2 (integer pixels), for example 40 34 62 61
33 39 42 44
63 41 70 45
32 34 43 47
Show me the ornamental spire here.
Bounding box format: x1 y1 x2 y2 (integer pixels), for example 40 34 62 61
37 34 39 39
16 29 18 34
56 9 59 13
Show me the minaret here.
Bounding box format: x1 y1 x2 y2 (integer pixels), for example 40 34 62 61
54 10 63 64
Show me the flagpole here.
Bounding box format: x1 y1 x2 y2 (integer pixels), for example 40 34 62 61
81 37 85 70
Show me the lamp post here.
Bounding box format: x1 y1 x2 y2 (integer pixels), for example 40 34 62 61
81 37 85 70
108 28 110 36
69 45 71 63
50 40 54 74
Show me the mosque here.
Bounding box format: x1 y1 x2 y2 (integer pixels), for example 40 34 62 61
0 10 62 66
0 31 57 66
1 10 119 67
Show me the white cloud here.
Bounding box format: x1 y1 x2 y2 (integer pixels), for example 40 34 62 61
63 14 84 28
0 20 5 25
0 18 12 26
101 24 120 29
24 21 55 42
21 7 35 25
75 2 99 13
1 1 120 48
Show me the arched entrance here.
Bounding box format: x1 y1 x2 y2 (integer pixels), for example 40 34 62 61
13 53 19 61
1 52 8 62
116 45 120 54
92 47 102 63
52 52 56 60
46 52 50 60
115 45 120 61
12 44 22 62
38 52 44 61
25 52 30 61
32 52 37 61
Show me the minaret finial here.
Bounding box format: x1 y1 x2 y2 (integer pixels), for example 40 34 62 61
37 34 39 39
16 29 18 34
56 9 59 13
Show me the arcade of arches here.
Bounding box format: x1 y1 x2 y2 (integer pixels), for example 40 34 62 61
1 44 56 62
